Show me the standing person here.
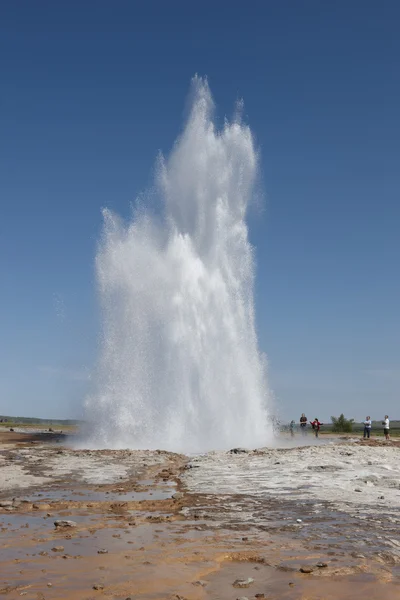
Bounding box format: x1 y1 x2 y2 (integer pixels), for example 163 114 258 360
310 417 323 438
382 415 390 440
300 413 307 435
363 416 372 439
289 420 296 437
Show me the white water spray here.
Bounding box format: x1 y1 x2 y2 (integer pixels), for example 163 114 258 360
85 77 272 452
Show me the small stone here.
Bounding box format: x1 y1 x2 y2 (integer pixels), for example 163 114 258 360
93 584 104 590
192 580 207 587
296 519 302 523
172 492 184 500
242 536 249 541
354 488 362 493
255 594 265 599
54 519 77 528
97 549 108 554
233 578 254 588
33 503 51 510
51 546 64 552
300 567 313 573
378 496 385 500
39 551 48 556
47 583 52 587
289 582 295 587
316 562 328 568
230 448 248 454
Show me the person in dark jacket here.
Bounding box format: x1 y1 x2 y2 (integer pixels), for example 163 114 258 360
299 413 307 435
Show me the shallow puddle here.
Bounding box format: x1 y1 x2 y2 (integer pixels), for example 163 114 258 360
14 479 176 504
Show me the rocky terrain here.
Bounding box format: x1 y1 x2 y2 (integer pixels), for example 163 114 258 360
1 431 400 599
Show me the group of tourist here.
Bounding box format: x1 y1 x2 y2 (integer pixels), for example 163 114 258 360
289 415 323 438
288 414 391 439
363 415 390 440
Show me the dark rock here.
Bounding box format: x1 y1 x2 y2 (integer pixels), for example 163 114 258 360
192 580 207 587
93 584 104 590
316 562 328 568
300 567 313 573
233 578 254 588
54 519 77 528
230 448 248 454
51 546 64 552
255 594 265 599
242 537 249 541
354 488 362 492
97 549 108 554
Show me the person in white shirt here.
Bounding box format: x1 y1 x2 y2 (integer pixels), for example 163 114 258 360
363 416 372 439
382 415 390 440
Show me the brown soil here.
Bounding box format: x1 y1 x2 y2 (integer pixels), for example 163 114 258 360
1 433 399 599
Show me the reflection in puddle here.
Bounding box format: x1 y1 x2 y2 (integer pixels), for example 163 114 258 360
13 480 175 504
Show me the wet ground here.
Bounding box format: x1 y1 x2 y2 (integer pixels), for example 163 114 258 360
1 430 400 599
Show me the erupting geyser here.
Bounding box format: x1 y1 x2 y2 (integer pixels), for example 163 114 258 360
85 77 272 452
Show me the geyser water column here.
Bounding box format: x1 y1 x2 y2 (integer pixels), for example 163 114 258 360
85 77 273 452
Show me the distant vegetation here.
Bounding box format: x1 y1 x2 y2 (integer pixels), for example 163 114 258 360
331 413 354 433
0 415 82 427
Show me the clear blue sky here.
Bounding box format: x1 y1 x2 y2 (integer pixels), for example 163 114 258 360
1 1 399 422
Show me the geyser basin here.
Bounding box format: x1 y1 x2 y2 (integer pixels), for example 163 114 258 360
85 77 272 452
